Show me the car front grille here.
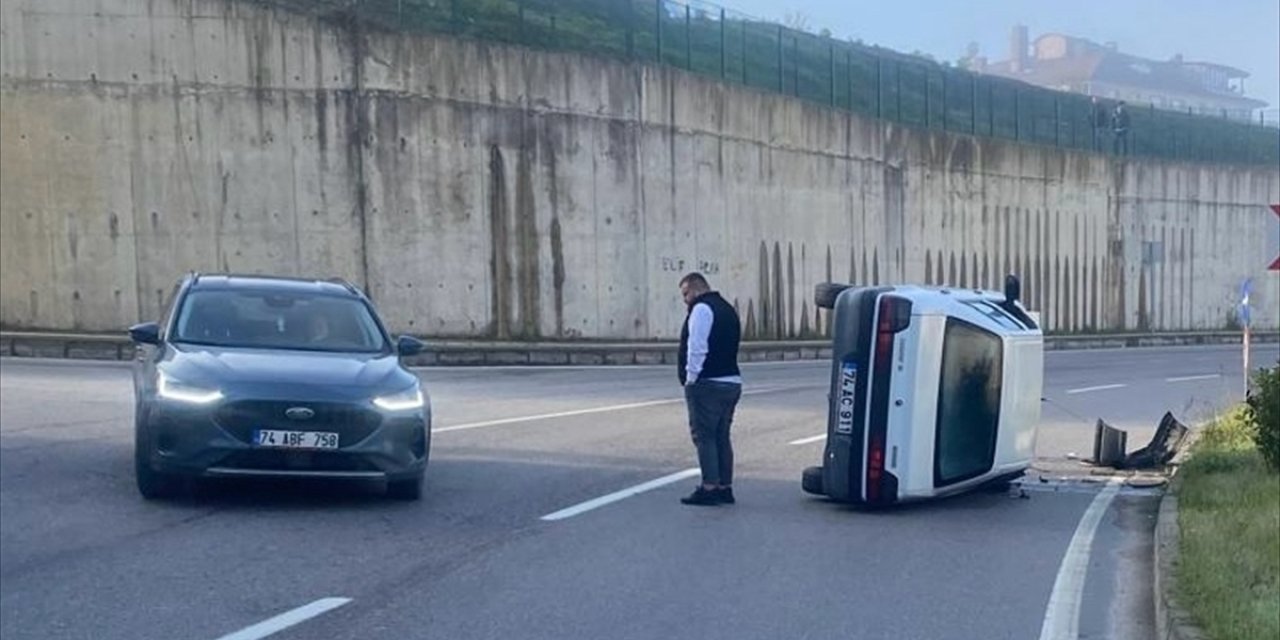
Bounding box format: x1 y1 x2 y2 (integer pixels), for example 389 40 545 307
216 449 380 473
215 400 382 445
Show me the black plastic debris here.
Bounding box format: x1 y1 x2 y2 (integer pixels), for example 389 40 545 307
1121 412 1189 469
1093 419 1128 467
1090 412 1190 470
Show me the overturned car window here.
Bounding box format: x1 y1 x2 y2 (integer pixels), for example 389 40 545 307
172 290 388 353
934 319 1004 486
963 300 1028 331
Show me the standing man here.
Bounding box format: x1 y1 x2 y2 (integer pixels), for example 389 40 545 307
677 273 743 506
1111 101 1130 155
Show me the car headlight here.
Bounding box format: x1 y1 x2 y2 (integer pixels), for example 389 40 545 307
373 386 424 411
157 371 224 404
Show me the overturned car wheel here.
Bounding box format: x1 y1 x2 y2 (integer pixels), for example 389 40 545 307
814 283 852 310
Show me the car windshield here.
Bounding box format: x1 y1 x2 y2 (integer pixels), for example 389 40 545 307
171 289 388 353
934 318 1004 486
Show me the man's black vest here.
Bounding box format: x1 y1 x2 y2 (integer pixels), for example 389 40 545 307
678 291 742 384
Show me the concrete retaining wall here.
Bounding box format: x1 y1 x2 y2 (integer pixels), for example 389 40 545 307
3 0 1278 338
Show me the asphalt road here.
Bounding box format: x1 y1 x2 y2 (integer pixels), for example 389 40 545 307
1 343 1275 640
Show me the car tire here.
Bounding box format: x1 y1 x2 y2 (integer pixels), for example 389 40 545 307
135 448 182 500
814 283 852 310
387 475 424 501
134 412 183 500
802 465 825 495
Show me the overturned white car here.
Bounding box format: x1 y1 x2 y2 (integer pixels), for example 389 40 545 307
802 276 1043 507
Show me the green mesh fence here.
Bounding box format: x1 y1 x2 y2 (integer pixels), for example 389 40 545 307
252 0 1279 166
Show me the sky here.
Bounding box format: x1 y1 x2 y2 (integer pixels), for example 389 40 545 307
719 0 1280 116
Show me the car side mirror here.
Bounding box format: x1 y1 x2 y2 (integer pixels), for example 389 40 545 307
397 335 425 356
128 322 161 345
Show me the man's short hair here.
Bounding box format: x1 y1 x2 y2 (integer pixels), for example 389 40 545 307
679 272 709 290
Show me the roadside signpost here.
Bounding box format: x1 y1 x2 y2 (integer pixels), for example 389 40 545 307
1245 203 1280 395
1241 277 1252 395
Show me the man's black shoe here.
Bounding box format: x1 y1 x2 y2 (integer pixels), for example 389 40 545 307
716 487 735 504
680 487 720 506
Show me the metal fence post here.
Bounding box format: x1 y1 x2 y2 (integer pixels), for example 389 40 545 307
685 4 691 69
1182 108 1192 161
988 80 995 136
1071 100 1077 147
896 60 902 122
518 0 526 45
792 36 799 96
625 0 633 59
875 55 882 118
924 67 931 128
970 73 976 134
776 25 783 92
850 50 857 113
1014 89 1020 140
655 0 662 64
719 8 726 78
740 21 747 84
829 42 835 106
941 70 947 130
1054 97 1061 146
450 0 459 33
1091 101 1098 151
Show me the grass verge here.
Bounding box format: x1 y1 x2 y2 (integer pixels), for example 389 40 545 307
1176 406 1280 640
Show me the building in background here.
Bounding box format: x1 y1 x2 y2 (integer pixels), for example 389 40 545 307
962 26 1267 121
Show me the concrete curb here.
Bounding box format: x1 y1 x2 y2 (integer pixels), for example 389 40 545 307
1153 491 1207 640
0 330 1275 365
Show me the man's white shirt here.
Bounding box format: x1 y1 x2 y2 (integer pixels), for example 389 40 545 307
685 302 743 386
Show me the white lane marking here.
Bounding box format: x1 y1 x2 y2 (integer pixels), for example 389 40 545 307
789 433 827 445
436 398 677 433
1165 374 1220 383
1038 478 1122 640
435 384 819 434
1064 383 1126 395
215 597 351 640
541 468 701 521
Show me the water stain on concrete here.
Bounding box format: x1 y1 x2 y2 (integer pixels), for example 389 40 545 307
488 145 512 338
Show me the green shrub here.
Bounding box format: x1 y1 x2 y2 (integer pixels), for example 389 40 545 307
1198 406 1257 453
1246 365 1280 472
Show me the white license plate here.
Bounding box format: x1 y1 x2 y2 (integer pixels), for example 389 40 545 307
836 361 857 434
254 430 339 450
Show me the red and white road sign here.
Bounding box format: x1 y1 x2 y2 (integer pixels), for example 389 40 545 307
1270 204 1280 271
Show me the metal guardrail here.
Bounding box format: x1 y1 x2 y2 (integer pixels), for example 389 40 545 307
3 330 1276 365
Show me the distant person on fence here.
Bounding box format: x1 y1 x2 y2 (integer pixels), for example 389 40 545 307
1112 101 1131 155
676 272 743 507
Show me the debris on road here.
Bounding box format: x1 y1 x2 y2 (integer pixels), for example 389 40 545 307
1090 412 1190 470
